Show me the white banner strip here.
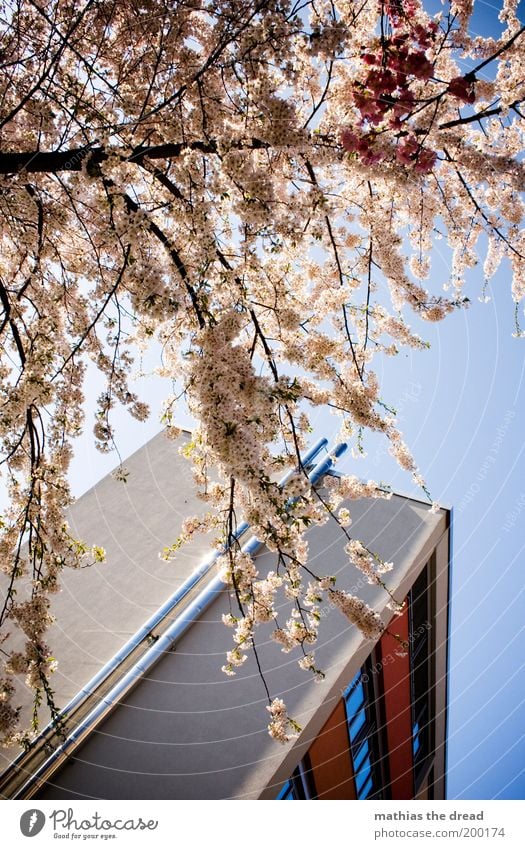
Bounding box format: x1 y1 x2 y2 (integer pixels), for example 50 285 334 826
3 800 524 848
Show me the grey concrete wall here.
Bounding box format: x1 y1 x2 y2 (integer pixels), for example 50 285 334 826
1 431 213 772
34 489 448 800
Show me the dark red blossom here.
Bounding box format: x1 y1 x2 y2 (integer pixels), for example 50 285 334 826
396 135 436 173
343 2 438 174
447 75 476 104
404 51 434 80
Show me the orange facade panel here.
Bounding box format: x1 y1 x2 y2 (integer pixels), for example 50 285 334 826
308 700 356 799
379 604 414 799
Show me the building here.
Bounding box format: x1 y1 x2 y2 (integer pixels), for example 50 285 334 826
0 432 451 800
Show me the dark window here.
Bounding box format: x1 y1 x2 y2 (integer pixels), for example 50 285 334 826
276 758 315 799
409 562 433 787
277 779 296 800
343 667 383 799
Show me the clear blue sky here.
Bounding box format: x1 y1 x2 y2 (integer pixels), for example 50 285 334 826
24 0 525 801
347 266 525 800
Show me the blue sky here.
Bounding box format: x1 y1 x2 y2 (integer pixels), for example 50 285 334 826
352 270 525 800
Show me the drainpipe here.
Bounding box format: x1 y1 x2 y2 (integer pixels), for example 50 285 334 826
15 439 347 798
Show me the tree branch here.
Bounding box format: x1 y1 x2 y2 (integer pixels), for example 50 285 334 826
0 138 270 175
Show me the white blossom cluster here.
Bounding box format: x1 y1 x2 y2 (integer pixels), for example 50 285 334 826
345 540 393 586
266 697 301 743
0 0 523 743
328 589 385 641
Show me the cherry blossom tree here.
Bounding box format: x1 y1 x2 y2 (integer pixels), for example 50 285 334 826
0 0 523 746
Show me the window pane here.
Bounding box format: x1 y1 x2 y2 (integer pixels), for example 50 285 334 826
344 681 365 717
358 775 374 799
355 757 372 793
343 664 381 801
353 738 370 772
343 671 362 697
348 706 366 739
410 561 432 779
277 780 295 799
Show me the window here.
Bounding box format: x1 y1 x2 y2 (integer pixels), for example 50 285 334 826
343 666 383 799
276 758 315 799
277 779 296 800
409 561 434 787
